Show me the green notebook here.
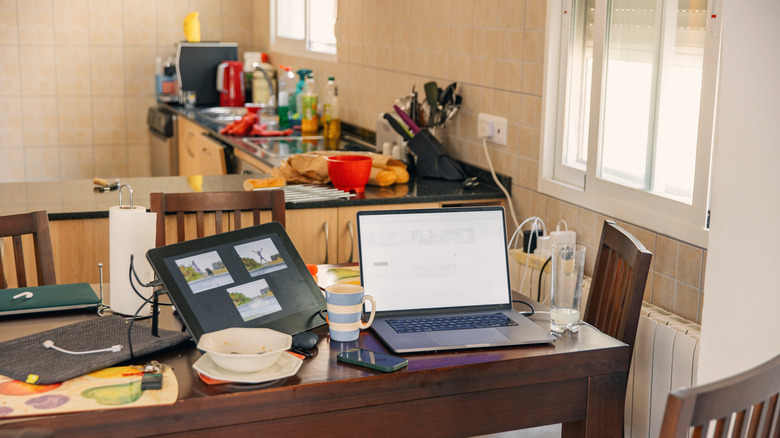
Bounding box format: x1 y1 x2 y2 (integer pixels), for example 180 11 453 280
1 283 100 316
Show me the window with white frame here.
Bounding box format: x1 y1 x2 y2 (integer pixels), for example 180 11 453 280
272 0 337 59
540 0 720 247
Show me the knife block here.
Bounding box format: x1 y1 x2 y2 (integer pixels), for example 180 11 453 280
407 130 466 180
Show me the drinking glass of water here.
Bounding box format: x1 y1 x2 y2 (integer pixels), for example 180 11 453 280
550 243 586 334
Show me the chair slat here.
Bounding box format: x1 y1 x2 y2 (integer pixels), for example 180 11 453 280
0 210 57 288
150 191 286 248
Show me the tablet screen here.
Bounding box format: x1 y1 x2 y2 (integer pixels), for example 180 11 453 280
146 222 326 341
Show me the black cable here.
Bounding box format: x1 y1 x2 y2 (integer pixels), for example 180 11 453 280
538 256 552 303
512 300 535 317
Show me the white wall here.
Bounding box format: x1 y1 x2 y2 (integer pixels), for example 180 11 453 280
697 0 780 384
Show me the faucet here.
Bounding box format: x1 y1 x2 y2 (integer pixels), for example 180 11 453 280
253 64 276 116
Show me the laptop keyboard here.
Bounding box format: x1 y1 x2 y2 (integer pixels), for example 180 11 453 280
386 313 519 333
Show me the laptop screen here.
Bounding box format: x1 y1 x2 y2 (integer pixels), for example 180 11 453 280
357 207 512 313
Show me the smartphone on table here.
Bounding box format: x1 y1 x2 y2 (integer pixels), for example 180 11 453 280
336 348 408 372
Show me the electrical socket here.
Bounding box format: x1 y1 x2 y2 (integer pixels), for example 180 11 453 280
477 113 508 146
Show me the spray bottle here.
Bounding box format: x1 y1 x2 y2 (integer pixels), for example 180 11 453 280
292 68 312 123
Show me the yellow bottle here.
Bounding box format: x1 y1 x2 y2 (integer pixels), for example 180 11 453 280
301 73 318 134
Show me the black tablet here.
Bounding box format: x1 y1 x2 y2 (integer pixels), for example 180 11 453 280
146 222 326 342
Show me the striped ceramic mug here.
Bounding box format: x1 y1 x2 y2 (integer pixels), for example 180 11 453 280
325 284 376 342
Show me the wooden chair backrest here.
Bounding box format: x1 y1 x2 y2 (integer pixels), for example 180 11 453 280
659 353 780 438
0 210 57 288
583 220 652 362
150 190 286 247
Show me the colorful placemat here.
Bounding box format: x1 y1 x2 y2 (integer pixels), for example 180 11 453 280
0 365 177 419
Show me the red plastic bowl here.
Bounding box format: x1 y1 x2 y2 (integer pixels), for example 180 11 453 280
326 155 372 193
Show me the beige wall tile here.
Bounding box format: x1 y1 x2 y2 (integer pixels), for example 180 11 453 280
656 235 678 277
677 243 703 288
652 273 675 312
124 47 156 96
17 0 54 45
675 282 701 323
22 97 59 146
57 97 93 145
53 0 90 45
522 30 544 63
24 146 61 181
643 270 654 302
123 0 157 45
0 146 25 182
577 208 597 247
524 0 546 31
0 97 24 146
55 46 91 97
19 47 57 96
0 0 19 45
88 0 124 45
60 146 94 180
92 97 127 145
0 46 21 96
94 145 128 177
90 47 126 96
127 143 151 176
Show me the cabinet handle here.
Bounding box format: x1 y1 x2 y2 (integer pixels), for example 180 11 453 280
322 221 329 265
346 220 355 263
185 131 196 157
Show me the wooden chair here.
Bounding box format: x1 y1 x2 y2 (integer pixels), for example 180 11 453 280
659 353 780 438
0 210 57 288
583 220 653 362
150 190 286 247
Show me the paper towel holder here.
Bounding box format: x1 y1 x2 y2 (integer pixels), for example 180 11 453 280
118 184 134 209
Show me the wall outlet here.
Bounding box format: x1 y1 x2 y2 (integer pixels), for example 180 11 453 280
477 113 508 146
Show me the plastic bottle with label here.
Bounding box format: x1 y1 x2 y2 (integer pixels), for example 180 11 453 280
322 76 340 140
277 65 297 129
301 73 318 134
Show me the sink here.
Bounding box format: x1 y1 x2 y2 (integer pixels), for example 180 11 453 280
242 136 326 158
198 107 247 124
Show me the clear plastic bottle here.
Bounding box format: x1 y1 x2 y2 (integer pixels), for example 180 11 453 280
277 65 296 129
322 76 340 140
301 73 318 134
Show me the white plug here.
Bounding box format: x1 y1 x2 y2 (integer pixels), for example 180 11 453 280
478 120 494 139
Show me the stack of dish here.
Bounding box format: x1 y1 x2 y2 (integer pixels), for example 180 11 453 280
192 327 302 383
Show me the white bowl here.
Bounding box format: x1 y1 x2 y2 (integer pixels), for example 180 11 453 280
196 328 292 373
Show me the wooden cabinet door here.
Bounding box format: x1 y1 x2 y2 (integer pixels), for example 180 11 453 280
285 208 338 265
192 132 227 175
335 202 440 264
178 118 205 176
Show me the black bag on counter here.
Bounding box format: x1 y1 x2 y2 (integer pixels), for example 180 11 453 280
407 130 466 181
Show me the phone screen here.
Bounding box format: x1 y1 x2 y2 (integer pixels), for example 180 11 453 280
337 348 408 372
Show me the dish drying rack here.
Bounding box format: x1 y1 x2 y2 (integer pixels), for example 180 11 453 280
254 185 356 203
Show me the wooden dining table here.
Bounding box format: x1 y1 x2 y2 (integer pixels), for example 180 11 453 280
0 267 628 437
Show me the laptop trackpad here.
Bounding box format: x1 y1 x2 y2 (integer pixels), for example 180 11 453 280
431 329 510 347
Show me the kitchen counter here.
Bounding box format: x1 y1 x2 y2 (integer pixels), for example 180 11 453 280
164 103 376 171
0 173 507 220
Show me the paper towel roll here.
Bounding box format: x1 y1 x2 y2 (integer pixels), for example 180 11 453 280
109 205 157 316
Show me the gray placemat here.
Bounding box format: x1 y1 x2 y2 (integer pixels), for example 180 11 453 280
0 315 191 384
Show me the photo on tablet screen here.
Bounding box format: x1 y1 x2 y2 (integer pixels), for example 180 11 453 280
228 278 283 322
175 251 235 293
234 238 287 277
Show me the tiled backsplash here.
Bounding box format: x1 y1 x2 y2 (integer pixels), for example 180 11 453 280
0 0 266 182
0 0 706 322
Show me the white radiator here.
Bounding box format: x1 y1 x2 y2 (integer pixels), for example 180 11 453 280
625 303 700 438
509 251 700 438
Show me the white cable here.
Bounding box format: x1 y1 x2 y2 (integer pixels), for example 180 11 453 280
43 340 122 355
482 137 519 230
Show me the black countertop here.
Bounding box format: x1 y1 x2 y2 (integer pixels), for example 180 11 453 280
0 174 507 220
0 105 509 221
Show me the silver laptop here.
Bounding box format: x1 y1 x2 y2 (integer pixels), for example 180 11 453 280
357 206 555 353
